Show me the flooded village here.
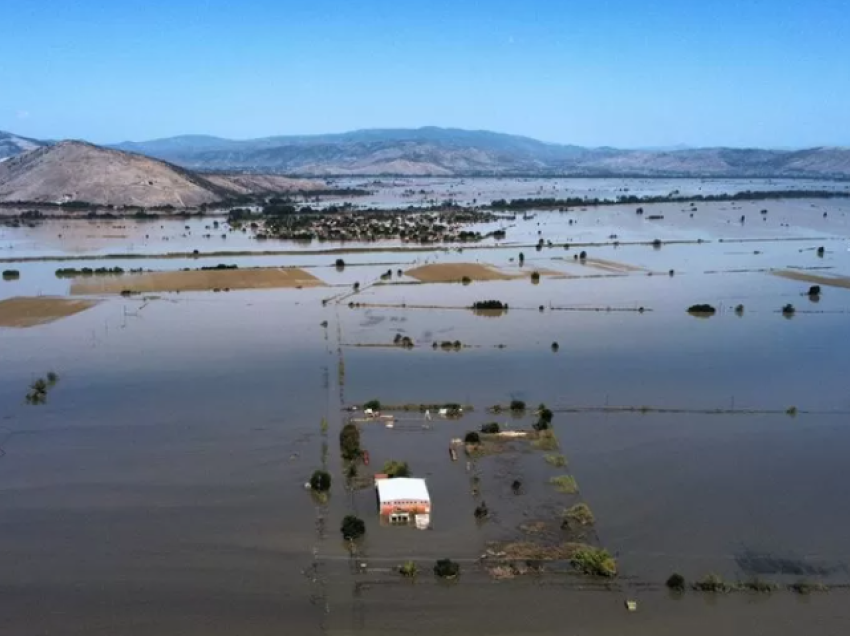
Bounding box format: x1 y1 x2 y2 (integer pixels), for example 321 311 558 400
3 175 850 635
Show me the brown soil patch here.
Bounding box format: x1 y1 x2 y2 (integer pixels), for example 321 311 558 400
582 258 645 273
406 263 514 283
773 270 850 290
0 296 98 328
70 267 325 294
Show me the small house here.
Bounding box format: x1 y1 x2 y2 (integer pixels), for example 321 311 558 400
375 476 431 527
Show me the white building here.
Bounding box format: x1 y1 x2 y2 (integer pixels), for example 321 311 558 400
375 477 431 527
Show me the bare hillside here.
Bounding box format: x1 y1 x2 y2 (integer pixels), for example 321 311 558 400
205 173 322 194
0 141 233 207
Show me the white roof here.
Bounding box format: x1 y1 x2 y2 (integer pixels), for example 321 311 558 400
376 477 430 504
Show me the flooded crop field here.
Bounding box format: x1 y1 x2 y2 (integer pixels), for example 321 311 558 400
3 178 850 634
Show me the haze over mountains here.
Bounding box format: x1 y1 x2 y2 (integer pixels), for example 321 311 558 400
1 128 849 208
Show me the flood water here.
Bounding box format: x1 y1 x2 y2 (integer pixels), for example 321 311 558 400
2 178 850 634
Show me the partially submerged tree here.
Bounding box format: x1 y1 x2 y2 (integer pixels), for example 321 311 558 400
666 573 686 592
341 515 366 540
473 501 490 520
688 304 716 315
310 470 332 492
534 405 553 431
339 423 361 461
434 559 460 579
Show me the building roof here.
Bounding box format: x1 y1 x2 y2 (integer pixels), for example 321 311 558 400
376 477 430 504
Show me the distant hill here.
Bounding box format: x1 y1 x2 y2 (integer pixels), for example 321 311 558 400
0 131 50 161
4 128 850 181
111 127 850 178
0 141 317 207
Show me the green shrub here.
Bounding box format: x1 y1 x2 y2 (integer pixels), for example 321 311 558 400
693 573 728 592
341 515 366 540
563 503 594 526
310 470 331 492
434 559 460 579
363 399 381 411
532 430 559 451
545 454 567 467
382 460 410 478
399 561 418 577
2 270 20 280
739 577 777 593
570 548 617 577
808 285 821 297
782 303 796 316
480 422 500 434
464 431 481 445
789 580 828 595
550 475 578 494
509 400 526 412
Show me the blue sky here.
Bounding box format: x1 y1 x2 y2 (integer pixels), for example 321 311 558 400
1 0 848 147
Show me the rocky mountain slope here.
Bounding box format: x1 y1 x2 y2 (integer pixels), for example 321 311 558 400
0 131 49 161
0 141 316 207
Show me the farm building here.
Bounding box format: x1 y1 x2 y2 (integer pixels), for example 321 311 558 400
375 476 431 528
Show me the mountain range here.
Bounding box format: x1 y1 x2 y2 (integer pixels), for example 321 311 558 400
1 128 849 190
110 128 850 178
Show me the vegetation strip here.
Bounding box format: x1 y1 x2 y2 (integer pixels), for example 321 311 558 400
0 235 841 264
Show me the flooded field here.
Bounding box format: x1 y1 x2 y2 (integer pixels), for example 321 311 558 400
3 178 850 634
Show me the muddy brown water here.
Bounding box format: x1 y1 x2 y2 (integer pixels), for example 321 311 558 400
3 194 850 634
